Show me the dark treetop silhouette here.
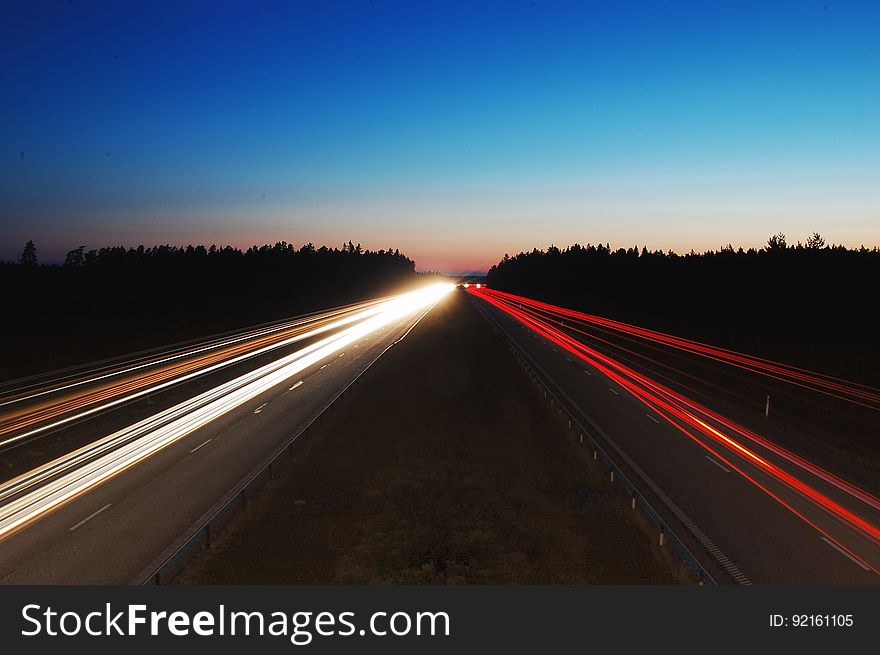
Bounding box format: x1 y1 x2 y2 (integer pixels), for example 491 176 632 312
486 234 879 386
1 241 417 381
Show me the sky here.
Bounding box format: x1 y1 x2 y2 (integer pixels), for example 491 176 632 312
1 0 878 273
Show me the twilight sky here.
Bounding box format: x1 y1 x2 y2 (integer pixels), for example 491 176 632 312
1 0 878 273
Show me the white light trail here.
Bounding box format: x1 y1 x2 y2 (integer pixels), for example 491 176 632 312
0 297 396 449
0 298 392 410
0 284 454 539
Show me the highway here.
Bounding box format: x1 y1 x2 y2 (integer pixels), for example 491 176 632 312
0 283 453 583
470 286 880 584
0 294 394 454
1 279 876 585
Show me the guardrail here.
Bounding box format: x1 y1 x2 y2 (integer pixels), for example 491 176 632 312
470 296 718 585
133 304 435 585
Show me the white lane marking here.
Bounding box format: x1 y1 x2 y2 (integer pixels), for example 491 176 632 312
566 358 573 363
583 369 592 375
289 380 303 391
254 403 268 414
338 352 345 357
320 364 328 370
189 438 212 453
608 387 619 395
820 536 871 571
705 456 731 473
69 503 112 532
353 344 358 348
646 414 660 424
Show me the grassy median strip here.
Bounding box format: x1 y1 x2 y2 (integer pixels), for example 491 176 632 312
182 291 679 583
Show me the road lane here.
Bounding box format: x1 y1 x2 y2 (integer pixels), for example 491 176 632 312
473 291 879 584
0 296 393 450
0 284 453 583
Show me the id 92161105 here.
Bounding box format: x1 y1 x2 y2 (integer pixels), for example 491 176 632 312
769 614 854 628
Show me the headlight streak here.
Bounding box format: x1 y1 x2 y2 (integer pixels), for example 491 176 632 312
470 286 880 573
0 299 396 449
0 319 358 505
0 296 391 410
0 284 454 540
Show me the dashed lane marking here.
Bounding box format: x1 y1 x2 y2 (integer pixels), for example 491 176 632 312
189 439 212 453
820 537 871 571
69 504 112 532
705 456 731 473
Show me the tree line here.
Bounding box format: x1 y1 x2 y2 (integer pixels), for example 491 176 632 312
1 240 417 380
485 233 879 383
9 239 412 270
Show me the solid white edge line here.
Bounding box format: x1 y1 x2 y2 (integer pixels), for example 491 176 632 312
289 381 303 391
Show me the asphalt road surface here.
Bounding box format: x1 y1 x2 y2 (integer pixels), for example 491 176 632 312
0 285 452 583
471 289 879 584
2 281 875 584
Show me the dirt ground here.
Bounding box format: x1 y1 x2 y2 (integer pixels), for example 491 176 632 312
182 290 680 584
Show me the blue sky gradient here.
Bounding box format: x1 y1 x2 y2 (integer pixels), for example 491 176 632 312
2 0 878 272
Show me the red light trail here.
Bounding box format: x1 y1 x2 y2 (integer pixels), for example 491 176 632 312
469 285 880 574
482 288 880 410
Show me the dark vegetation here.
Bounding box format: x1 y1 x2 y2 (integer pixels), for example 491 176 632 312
1 240 417 381
487 233 879 386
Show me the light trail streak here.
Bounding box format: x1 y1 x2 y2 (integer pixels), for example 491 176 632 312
0 299 396 448
470 286 880 571
480 288 880 409
0 284 454 540
0 297 390 410
477 288 880 511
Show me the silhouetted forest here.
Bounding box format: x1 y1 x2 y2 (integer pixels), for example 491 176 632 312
1 241 417 381
486 234 879 384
